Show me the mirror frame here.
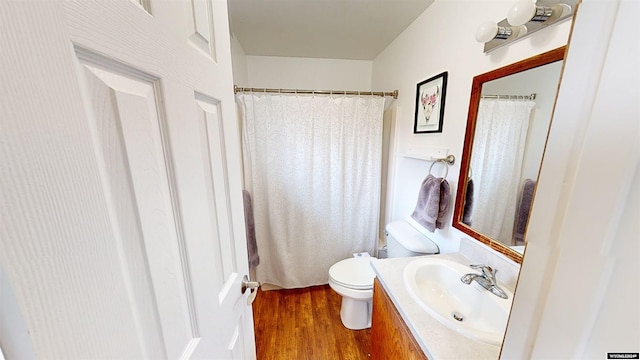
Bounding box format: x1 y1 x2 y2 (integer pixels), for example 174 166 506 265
452 46 567 263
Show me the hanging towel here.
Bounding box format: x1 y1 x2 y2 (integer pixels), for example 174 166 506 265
436 179 451 230
462 178 474 226
513 179 536 245
243 190 260 270
411 174 451 232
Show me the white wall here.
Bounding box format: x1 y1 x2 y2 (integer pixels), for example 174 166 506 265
230 33 249 87
371 0 571 252
245 56 372 90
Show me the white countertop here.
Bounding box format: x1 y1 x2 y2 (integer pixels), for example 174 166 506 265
371 253 502 360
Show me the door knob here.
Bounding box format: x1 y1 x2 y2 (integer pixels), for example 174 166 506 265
241 275 261 305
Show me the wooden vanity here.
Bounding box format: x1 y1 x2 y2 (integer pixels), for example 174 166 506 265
371 278 428 359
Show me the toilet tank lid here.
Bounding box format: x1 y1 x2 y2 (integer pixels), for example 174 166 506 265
385 221 439 254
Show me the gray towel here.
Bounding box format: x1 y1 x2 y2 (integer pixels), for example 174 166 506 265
462 178 474 226
243 190 260 270
411 174 451 232
514 179 536 245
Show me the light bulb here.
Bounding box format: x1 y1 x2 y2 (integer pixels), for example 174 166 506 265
507 0 537 26
475 21 499 43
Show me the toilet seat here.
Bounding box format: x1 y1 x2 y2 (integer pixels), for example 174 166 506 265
328 257 376 290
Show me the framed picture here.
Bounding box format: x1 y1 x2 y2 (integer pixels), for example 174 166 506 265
414 71 448 134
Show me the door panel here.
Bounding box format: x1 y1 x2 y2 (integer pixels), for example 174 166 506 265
195 94 238 284
77 51 198 359
186 0 217 60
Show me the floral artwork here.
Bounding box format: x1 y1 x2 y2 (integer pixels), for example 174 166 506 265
414 72 448 133
421 85 440 123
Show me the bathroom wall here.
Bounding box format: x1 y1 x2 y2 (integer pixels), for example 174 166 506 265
231 33 249 87
229 36 373 91
244 56 373 90
371 0 571 252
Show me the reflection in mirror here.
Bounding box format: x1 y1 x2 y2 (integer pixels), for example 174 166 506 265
453 47 566 263
470 62 563 244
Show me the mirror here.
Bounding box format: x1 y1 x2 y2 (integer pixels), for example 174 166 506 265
452 47 566 263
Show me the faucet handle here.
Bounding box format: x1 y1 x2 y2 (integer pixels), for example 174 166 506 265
470 264 498 281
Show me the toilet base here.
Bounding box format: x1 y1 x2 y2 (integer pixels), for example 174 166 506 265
339 296 372 330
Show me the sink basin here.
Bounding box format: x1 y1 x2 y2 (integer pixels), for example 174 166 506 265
403 257 514 345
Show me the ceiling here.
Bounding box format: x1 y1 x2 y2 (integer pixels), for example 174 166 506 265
228 0 434 61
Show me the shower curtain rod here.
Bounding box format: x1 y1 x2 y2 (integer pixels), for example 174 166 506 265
234 85 399 99
481 93 537 100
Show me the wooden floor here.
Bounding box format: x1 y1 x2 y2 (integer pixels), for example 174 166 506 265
252 285 371 359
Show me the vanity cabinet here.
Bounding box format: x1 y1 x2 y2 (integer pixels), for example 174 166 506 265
371 278 428 360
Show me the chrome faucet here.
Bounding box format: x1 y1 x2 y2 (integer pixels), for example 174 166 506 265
460 264 509 299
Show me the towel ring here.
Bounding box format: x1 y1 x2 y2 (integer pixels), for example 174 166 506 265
429 159 449 180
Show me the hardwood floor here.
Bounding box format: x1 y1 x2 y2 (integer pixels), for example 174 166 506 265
252 285 371 359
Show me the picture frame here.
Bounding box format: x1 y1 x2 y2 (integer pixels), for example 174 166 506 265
413 71 448 134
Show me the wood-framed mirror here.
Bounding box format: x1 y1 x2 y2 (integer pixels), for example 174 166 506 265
452 46 567 263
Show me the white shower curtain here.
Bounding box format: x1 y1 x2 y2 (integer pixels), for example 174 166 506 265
470 99 535 244
237 93 384 288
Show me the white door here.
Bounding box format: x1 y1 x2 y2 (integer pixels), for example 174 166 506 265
0 1 255 358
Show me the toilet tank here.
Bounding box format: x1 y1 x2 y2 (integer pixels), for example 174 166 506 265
385 221 439 258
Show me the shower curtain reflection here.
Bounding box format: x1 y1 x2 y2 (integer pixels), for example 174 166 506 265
469 99 535 244
237 93 385 288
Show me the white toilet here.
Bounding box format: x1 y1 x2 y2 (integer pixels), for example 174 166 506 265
328 220 439 330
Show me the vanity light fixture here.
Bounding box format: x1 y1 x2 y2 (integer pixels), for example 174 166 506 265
476 0 577 53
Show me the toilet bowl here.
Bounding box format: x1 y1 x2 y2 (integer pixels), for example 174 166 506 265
328 220 439 330
328 257 376 330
